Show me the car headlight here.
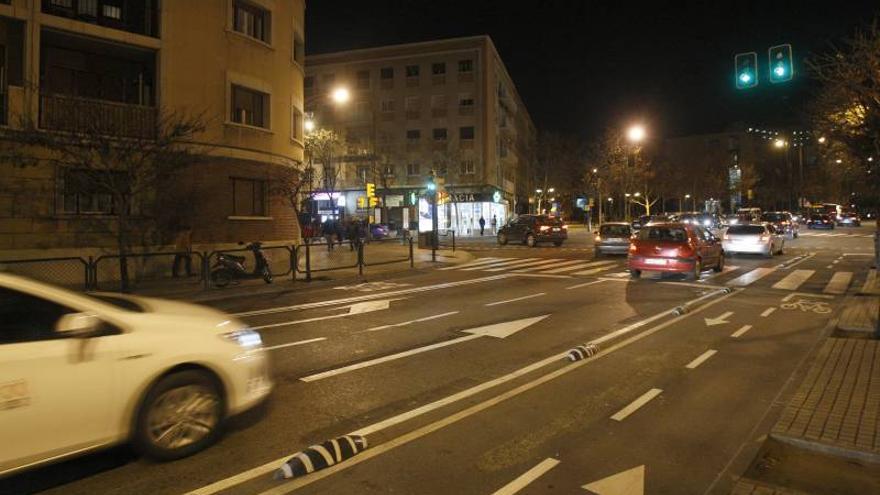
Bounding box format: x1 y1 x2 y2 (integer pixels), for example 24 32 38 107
221 329 263 349
702 219 711 226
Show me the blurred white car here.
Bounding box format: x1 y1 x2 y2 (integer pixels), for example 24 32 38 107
0 273 272 477
722 224 785 257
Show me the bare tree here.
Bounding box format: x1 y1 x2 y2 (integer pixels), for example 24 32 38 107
304 128 345 218
3 108 208 289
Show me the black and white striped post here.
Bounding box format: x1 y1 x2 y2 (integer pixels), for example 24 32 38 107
567 343 600 362
274 435 368 480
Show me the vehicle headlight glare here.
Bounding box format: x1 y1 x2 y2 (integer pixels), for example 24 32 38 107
221 329 263 349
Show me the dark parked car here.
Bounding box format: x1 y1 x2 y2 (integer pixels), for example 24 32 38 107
497 215 568 247
594 223 633 256
627 222 724 280
760 211 799 238
806 214 835 230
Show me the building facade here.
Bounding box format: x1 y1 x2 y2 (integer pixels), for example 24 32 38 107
0 0 306 257
304 36 535 236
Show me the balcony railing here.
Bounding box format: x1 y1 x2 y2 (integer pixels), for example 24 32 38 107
40 93 157 139
42 0 158 38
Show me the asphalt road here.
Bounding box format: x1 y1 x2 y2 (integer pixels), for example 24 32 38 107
3 224 877 495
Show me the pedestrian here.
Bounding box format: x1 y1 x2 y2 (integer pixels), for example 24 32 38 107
479 216 486 236
172 225 193 277
335 220 345 247
323 220 335 251
348 220 359 251
491 215 497 234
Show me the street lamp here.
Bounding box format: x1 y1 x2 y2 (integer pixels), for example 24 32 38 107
332 87 351 104
627 125 646 143
304 118 315 133
683 193 691 212
817 136 826 144
548 187 555 193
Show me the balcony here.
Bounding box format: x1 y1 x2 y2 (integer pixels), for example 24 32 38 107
40 93 157 138
42 0 159 38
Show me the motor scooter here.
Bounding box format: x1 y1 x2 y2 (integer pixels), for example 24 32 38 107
211 241 273 287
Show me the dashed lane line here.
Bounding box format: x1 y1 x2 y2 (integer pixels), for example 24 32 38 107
685 350 718 369
265 337 327 351
761 308 776 317
485 292 546 307
611 388 663 421
491 458 560 495
731 325 752 338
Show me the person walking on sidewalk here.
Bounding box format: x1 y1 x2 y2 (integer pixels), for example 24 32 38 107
479 216 486 236
323 220 336 251
172 225 193 277
491 215 497 235
348 220 360 251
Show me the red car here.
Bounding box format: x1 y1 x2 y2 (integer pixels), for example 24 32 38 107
627 222 724 280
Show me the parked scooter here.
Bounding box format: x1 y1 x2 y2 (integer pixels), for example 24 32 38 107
211 241 273 287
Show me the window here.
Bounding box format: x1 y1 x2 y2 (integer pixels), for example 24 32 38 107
231 85 269 128
381 99 394 112
60 169 125 215
231 178 267 216
435 162 447 177
407 163 420 176
405 65 420 77
406 129 421 140
49 0 73 8
433 128 447 140
459 59 473 73
233 0 270 43
432 62 446 75
380 67 394 79
102 2 122 20
459 94 474 107
383 164 395 176
460 126 475 140
460 159 475 174
293 32 305 65
291 107 303 141
357 166 369 183
0 288 75 345
356 70 370 90
77 0 97 16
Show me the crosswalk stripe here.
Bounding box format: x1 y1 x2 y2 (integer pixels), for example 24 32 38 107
535 260 616 274
513 259 588 272
727 267 775 287
772 269 815 291
460 257 540 271
437 257 508 271
570 265 617 276
823 272 853 295
484 258 561 272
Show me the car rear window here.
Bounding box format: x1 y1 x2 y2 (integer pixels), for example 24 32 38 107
761 213 786 222
600 225 630 236
638 226 687 242
727 225 765 235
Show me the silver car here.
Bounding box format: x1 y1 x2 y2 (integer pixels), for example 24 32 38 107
722 223 784 257
594 222 633 256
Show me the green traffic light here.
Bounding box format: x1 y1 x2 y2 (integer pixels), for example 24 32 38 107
739 72 752 83
773 66 785 77
427 183 436 191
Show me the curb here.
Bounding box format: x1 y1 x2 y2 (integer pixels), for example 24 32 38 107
274 435 368 480
769 432 880 465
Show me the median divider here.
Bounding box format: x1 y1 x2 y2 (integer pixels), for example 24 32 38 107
567 343 600 362
274 435 368 480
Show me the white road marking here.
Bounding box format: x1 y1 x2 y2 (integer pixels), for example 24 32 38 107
843 253 874 256
685 349 717 369
461 257 541 271
582 465 645 495
731 325 752 338
511 273 574 279
611 388 663 421
513 259 588 272
702 265 740 278
571 265 617 276
188 290 738 495
823 272 853 295
485 292 546 306
772 269 815 291
781 292 835 302
727 267 775 287
782 253 816 270
537 260 615 274
359 311 460 333
704 312 733 326
301 315 549 382
566 280 607 290
832 260 840 264
265 337 327 351
491 458 560 495
235 274 510 317
484 258 561 272
437 257 508 270
250 299 398 330
826 265 833 269
861 270 878 294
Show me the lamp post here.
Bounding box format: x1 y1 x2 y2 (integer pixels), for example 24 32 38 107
591 167 603 226
304 86 352 222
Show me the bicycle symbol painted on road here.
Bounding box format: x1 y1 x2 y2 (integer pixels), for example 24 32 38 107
780 299 832 314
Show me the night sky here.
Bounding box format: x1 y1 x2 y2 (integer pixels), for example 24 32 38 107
306 1 879 138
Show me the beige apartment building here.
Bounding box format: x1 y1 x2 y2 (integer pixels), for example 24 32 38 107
0 0 306 257
305 35 535 236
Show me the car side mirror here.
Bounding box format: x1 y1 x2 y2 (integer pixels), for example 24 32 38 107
56 312 101 338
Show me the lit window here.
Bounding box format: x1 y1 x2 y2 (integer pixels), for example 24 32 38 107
233 0 270 43
460 160 475 174
458 60 473 73
102 3 122 20
231 85 269 128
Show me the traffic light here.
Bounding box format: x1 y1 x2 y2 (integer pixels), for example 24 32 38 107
768 44 793 83
734 52 758 89
426 171 437 193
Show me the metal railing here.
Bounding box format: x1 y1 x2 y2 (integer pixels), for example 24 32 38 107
40 94 158 139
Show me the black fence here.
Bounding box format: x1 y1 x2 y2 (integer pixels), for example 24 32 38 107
0 238 415 293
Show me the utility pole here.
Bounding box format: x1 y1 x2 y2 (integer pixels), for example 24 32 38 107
427 170 438 262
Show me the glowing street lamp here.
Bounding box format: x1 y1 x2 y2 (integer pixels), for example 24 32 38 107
627 125 646 143
332 87 351 104
817 136 826 144
774 138 786 148
304 118 315 133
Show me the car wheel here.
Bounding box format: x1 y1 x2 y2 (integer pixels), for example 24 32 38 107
553 241 563 247
526 234 537 248
133 370 224 461
713 253 725 272
497 233 508 245
630 269 641 279
689 259 702 280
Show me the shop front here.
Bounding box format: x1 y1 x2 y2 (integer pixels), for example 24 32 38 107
419 188 509 236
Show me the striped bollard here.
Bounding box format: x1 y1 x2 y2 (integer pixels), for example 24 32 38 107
274 435 368 480
567 343 600 362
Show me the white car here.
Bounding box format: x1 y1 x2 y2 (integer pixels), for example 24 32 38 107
0 273 272 477
722 223 785 257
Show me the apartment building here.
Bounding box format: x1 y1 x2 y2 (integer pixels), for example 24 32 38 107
0 0 306 257
305 36 535 235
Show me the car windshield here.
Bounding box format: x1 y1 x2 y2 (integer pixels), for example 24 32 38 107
727 225 766 235
638 226 687 242
761 213 787 222
600 225 630 236
811 215 826 220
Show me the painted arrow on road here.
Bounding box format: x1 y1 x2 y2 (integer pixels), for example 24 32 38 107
582 465 645 495
250 299 402 330
300 314 551 382
704 311 733 327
